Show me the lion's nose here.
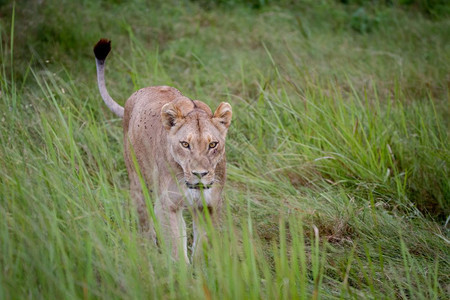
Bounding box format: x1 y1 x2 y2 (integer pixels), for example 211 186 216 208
192 171 208 178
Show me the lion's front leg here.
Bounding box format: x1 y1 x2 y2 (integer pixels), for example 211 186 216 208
192 213 206 262
130 176 156 243
192 204 221 262
154 199 189 263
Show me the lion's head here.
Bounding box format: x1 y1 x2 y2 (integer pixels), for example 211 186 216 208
161 97 232 191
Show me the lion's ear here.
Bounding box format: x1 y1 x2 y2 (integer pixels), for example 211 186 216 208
161 102 183 130
213 102 232 129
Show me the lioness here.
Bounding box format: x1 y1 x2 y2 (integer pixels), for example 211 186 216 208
93 39 232 263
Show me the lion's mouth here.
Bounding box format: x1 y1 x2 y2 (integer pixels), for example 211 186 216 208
185 182 213 190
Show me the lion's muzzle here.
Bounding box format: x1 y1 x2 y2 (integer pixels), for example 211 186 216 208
185 181 213 190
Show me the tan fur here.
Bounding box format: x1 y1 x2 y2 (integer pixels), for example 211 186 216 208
94 39 232 262
122 86 232 263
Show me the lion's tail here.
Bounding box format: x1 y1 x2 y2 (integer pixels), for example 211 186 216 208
93 39 124 118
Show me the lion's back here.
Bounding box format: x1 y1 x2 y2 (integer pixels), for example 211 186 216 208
123 86 182 132
122 86 183 183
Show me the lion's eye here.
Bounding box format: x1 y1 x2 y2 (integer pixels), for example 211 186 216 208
209 142 218 149
181 141 190 149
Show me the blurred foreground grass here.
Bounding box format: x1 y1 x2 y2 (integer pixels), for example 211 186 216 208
0 0 449 298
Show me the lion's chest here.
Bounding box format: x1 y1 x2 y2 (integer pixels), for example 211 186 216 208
185 188 213 207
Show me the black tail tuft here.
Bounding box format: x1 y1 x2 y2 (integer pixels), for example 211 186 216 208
93 39 111 61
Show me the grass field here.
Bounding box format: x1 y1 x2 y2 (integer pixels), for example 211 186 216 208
0 0 449 298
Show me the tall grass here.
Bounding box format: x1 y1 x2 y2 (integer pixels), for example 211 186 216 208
1 0 449 298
